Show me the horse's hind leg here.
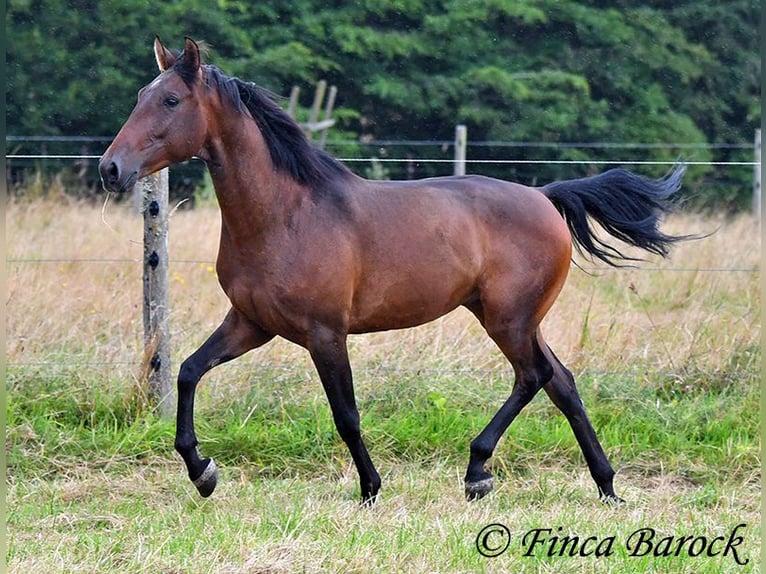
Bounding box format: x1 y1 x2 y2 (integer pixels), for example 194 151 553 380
464 322 553 500
541 345 623 503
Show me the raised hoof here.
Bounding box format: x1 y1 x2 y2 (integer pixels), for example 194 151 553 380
465 477 494 501
192 458 218 498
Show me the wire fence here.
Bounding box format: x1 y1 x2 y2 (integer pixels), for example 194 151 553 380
5 134 758 149
7 131 761 212
5 133 760 171
6 155 759 168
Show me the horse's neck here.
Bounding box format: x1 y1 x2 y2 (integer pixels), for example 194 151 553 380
205 118 303 243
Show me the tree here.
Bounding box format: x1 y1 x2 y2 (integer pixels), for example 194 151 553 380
6 0 760 209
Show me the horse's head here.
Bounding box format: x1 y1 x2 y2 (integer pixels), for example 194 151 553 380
99 37 209 193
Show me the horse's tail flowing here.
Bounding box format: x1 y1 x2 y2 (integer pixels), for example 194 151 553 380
542 165 687 266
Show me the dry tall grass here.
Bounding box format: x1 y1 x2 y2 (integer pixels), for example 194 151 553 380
6 198 761 394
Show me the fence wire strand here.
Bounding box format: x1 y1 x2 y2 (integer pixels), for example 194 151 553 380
5 154 759 166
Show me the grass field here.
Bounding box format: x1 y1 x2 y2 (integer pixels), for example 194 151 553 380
6 196 761 573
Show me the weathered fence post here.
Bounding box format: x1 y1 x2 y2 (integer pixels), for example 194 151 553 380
140 168 173 418
754 128 761 221
318 85 338 150
307 80 327 136
454 124 467 176
287 86 300 119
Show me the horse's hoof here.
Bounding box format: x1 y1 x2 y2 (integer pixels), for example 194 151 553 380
601 493 626 506
465 477 494 501
192 458 218 498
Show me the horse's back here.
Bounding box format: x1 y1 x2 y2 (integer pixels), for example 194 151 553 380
356 174 571 263
367 174 562 222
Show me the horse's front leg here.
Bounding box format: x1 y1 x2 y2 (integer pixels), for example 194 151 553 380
308 326 381 504
176 307 274 497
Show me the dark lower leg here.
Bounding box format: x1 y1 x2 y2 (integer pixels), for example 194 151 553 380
464 380 542 499
337 415 381 504
175 357 217 496
465 334 552 500
175 309 273 497
542 349 622 502
310 330 380 504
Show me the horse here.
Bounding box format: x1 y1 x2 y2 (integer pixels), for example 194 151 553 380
99 37 686 505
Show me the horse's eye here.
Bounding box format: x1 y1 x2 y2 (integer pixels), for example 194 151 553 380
164 95 179 108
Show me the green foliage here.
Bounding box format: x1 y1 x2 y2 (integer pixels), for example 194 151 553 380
6 0 760 209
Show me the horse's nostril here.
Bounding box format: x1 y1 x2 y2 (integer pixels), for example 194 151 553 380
107 161 119 184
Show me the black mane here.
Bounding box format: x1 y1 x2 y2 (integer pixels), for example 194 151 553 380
187 63 352 187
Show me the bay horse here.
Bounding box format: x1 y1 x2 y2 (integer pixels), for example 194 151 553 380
100 37 686 505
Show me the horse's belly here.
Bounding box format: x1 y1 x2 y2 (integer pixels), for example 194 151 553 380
348 262 478 333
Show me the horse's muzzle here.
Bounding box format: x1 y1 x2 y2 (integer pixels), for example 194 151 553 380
98 156 138 194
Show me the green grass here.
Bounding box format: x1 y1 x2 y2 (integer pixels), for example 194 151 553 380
10 464 757 573
7 359 761 573
9 362 759 483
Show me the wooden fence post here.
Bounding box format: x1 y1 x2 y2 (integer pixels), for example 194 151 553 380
754 128 761 221
307 80 327 137
141 168 173 418
318 85 338 150
454 124 467 176
287 86 300 119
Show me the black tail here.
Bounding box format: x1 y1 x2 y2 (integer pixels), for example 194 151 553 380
542 165 687 266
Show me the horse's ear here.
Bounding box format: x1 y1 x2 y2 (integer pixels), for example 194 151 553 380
180 37 201 73
154 36 175 72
